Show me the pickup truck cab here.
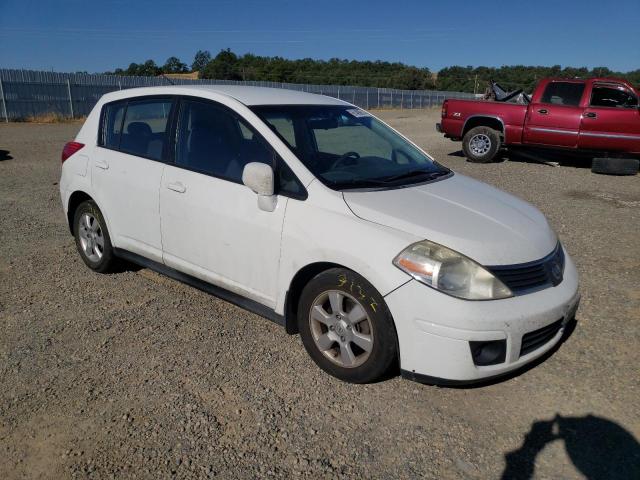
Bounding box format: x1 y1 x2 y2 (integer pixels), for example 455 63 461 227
438 78 640 169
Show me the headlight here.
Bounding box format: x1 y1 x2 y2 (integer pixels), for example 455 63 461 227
393 240 512 300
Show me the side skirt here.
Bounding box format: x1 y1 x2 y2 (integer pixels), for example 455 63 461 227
113 248 286 328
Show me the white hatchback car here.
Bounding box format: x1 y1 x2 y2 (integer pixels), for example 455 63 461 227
60 85 580 384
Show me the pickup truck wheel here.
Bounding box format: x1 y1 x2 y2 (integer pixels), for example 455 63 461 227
297 268 398 383
591 157 639 176
462 126 501 163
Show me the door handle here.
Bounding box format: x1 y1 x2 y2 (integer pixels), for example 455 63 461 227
95 159 109 170
584 112 597 118
537 109 548 115
167 182 186 193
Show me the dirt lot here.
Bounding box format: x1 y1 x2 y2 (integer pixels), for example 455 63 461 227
1 109 639 479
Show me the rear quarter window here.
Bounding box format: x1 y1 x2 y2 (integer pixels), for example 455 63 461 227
100 102 126 149
540 82 585 106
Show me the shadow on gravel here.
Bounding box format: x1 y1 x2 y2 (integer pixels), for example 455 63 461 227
0 149 13 161
502 414 640 480
447 149 593 169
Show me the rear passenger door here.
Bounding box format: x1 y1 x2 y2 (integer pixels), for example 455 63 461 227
93 97 175 263
159 98 290 308
523 81 586 148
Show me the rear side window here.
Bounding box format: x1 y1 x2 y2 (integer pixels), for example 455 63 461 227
590 85 638 108
101 102 126 149
541 82 585 106
119 99 173 160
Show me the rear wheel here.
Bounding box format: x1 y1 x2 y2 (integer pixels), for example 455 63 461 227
591 157 639 176
297 268 398 383
73 200 118 273
462 126 501 163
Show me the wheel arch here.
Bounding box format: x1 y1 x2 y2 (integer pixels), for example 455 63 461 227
284 262 346 334
66 190 94 235
462 115 505 137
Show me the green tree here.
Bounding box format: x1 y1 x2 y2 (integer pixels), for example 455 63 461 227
162 56 188 74
191 50 212 73
109 51 640 91
201 49 242 80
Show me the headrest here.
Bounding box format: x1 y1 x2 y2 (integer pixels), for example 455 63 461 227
127 122 152 136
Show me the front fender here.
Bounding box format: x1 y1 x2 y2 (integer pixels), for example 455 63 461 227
275 186 417 316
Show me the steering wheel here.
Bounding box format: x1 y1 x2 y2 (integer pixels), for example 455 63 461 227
331 151 361 169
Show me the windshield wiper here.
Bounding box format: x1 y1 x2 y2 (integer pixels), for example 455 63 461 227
329 169 450 190
378 169 449 184
330 178 390 190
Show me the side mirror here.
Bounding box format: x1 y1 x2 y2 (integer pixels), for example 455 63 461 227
242 162 277 212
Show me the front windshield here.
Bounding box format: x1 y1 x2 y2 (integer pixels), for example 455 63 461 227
251 105 450 190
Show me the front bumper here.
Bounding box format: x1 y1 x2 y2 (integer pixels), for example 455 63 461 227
385 249 580 383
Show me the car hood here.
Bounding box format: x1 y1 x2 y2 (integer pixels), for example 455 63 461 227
342 173 557 266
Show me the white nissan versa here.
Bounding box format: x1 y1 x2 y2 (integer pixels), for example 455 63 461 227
60 85 580 384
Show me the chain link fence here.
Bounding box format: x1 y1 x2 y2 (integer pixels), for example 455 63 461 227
0 69 476 121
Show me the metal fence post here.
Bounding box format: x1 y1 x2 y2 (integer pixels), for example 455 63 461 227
337 86 340 100
66 79 74 119
118 80 122 90
401 91 404 109
377 88 380 108
366 90 369 110
0 79 8 122
410 92 413 109
390 91 393 109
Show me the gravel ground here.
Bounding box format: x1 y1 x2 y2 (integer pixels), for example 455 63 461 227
1 110 639 479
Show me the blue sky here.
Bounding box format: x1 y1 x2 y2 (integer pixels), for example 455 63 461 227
0 0 638 73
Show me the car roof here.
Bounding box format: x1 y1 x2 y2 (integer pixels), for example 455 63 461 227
100 84 350 106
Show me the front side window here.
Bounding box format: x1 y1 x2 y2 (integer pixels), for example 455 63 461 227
590 84 638 108
119 99 172 160
175 99 273 182
252 105 449 190
540 82 586 106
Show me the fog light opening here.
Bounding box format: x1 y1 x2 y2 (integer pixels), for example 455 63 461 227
469 339 506 366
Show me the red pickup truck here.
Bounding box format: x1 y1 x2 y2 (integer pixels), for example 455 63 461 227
437 78 640 174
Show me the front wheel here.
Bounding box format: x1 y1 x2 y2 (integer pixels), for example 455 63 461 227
462 126 501 163
297 268 398 383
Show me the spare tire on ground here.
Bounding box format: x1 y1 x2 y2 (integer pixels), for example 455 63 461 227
591 158 639 176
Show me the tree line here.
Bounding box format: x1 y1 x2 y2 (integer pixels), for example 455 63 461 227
108 49 640 93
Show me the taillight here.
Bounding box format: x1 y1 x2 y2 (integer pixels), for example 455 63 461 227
61 141 85 163
441 101 448 119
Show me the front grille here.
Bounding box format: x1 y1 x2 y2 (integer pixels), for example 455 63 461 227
520 319 563 357
488 243 565 295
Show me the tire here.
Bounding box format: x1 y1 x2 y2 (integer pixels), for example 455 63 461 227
462 126 501 163
73 200 118 273
591 157 639 176
297 268 398 383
